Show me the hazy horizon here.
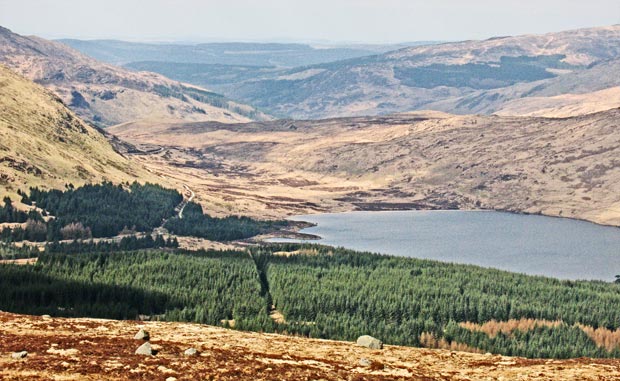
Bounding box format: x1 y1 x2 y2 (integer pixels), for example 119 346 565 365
1 0 619 44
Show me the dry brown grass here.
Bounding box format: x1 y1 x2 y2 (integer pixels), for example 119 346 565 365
0 64 163 201
111 109 620 227
1 312 620 380
578 325 620 352
459 319 563 338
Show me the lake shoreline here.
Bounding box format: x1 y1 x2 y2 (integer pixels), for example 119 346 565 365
263 209 620 281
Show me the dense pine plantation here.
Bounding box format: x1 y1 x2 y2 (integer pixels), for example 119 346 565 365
0 182 283 242
25 182 182 238
164 202 287 241
1 244 620 358
260 245 620 358
0 250 271 330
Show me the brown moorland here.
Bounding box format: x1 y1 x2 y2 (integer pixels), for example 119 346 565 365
2 312 620 381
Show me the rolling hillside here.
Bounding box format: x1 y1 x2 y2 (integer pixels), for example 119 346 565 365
223 26 620 118
0 26 268 127
0 63 154 199
110 108 620 225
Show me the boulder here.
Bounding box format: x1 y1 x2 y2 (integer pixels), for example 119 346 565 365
135 342 153 356
356 335 383 350
134 328 150 341
184 348 198 356
11 351 28 359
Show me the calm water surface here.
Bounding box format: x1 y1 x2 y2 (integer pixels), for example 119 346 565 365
269 210 620 281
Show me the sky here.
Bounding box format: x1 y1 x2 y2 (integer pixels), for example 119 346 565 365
1 0 619 43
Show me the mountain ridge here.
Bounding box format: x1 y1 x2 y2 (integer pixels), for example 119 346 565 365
222 25 620 119
0 26 269 127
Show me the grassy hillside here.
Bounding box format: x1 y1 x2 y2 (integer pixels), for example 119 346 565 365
0 64 154 200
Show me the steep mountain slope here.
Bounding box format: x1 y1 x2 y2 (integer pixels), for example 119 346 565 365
0 27 268 127
0 64 153 199
226 26 620 118
110 109 620 226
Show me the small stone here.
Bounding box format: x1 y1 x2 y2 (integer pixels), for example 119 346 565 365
184 348 198 356
356 335 383 350
158 365 176 374
41 315 51 319
134 328 150 341
135 342 153 356
166 378 178 381
359 358 371 367
11 351 28 359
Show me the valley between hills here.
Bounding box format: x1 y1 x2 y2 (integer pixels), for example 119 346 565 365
3 17 620 380
110 108 620 227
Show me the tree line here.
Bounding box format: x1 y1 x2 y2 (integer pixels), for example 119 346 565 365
1 244 620 358
1 182 284 243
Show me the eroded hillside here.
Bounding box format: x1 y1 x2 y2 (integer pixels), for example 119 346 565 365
110 109 620 225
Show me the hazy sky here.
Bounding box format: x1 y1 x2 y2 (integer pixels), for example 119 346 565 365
1 0 619 43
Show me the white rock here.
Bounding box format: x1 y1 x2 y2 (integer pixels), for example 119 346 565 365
135 342 153 356
356 335 383 350
11 351 27 359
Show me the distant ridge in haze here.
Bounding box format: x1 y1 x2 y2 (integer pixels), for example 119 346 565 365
209 25 620 119
57 39 429 67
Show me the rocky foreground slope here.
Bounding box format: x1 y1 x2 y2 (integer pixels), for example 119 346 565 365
1 312 619 380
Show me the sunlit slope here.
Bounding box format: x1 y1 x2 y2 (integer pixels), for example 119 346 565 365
110 109 620 225
0 64 153 198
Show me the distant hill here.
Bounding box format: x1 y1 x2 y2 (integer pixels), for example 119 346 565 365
57 39 427 67
0 27 269 127
60 39 437 97
218 26 620 118
427 58 620 116
0 64 153 199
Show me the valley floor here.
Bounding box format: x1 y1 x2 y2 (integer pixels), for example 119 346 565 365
110 109 620 226
1 312 620 380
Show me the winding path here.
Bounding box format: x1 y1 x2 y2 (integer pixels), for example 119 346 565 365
178 184 195 219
